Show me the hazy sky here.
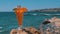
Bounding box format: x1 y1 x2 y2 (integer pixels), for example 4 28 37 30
0 0 60 11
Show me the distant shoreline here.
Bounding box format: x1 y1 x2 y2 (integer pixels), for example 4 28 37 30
0 8 60 12
30 8 60 12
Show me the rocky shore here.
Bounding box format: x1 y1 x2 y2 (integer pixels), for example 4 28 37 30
10 27 40 34
10 17 60 34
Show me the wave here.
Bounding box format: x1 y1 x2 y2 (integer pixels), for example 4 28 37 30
24 13 60 16
44 14 60 16
0 27 3 29
32 13 60 16
32 14 37 16
24 13 38 16
0 27 4 32
0 30 4 32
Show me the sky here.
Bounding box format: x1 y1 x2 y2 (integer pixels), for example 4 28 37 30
0 0 60 12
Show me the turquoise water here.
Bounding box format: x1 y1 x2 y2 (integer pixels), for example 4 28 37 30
0 12 60 34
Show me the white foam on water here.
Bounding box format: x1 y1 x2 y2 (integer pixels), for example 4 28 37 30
0 30 4 32
52 14 60 15
0 27 3 29
32 14 37 15
44 14 60 16
0 27 5 32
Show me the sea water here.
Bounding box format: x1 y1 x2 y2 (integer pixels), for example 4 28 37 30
0 11 60 34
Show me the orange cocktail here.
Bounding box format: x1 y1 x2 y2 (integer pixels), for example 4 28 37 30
13 6 27 27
